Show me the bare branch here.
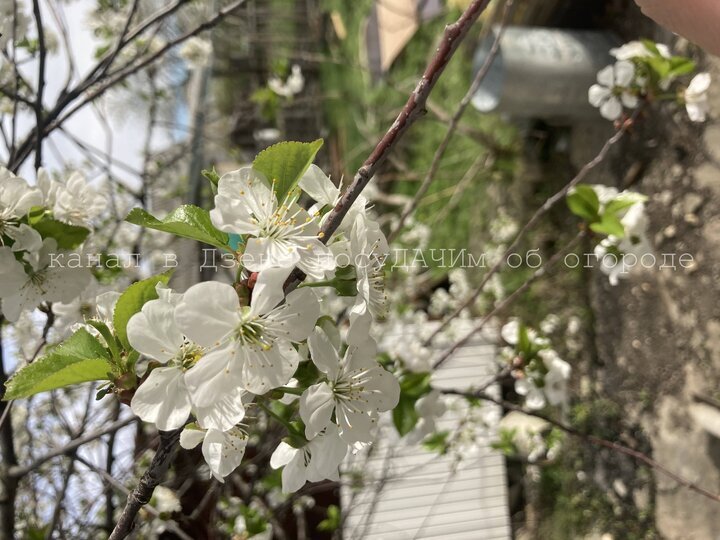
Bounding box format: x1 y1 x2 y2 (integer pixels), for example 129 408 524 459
8 416 135 478
108 428 182 540
388 0 515 242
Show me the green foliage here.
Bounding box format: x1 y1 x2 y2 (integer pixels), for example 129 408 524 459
251 87 282 122
567 186 647 239
32 218 90 249
392 371 432 436
566 185 600 223
422 430 450 455
252 139 324 202
125 205 230 250
112 272 172 351
239 504 268 536
318 504 341 532
4 329 114 400
490 428 519 457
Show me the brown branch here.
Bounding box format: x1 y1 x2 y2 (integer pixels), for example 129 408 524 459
319 0 493 241
424 112 638 347
388 0 515 242
108 428 182 540
432 231 585 369
32 0 47 170
446 389 720 504
8 416 135 478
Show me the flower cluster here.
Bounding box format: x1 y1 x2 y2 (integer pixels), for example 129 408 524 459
128 164 400 490
589 40 711 122
500 319 571 410
0 167 105 322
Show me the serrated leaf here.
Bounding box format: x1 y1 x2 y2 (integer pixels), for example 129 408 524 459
567 185 600 223
252 139 324 202
33 218 90 249
4 329 113 400
113 272 172 350
590 213 625 238
125 205 230 250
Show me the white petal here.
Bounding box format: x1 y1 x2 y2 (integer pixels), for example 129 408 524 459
298 164 339 206
600 97 622 121
614 61 635 87
185 343 242 407
127 299 184 363
308 327 340 380
299 383 335 439
250 266 292 315
210 168 272 234
270 441 298 469
240 341 299 394
175 281 238 347
336 406 376 444
306 424 348 482
0 247 28 299
131 367 191 431
202 428 247 480
242 237 300 272
281 451 308 493
621 92 639 109
596 65 615 87
688 73 711 97
362 366 400 411
193 384 247 432
180 427 205 449
7 224 42 253
268 287 319 342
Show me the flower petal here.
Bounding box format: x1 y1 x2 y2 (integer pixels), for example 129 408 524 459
127 298 184 363
175 281 238 347
131 367 191 431
299 382 335 439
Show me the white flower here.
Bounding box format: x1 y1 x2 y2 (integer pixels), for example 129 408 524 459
588 61 638 121
178 269 320 396
404 390 446 444
299 321 399 443
610 41 671 61
6 224 42 253
179 36 213 69
37 168 60 207
0 239 91 322
539 349 571 406
685 73 711 123
128 288 246 431
349 215 388 321
268 65 305 98
269 423 348 493
53 172 106 226
210 167 335 278
514 349 571 410
153 486 182 514
0 168 42 226
180 425 248 481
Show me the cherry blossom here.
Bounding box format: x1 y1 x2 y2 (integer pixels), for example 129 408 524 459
269 423 348 493
685 72 711 122
178 269 319 396
588 61 638 121
210 167 334 278
180 424 248 482
299 321 399 443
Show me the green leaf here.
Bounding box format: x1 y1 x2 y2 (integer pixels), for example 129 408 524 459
33 218 90 249
604 193 646 217
590 213 625 238
318 505 340 532
422 431 451 454
113 272 172 351
252 139 324 202
125 205 230 250
393 394 420 436
202 167 220 195
566 185 600 223
640 39 661 57
4 329 113 400
393 371 432 436
668 57 696 78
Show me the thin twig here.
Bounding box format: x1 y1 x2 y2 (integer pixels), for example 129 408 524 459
388 0 515 242
108 429 182 540
424 113 638 347
447 389 720 504
8 416 135 478
433 231 585 369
